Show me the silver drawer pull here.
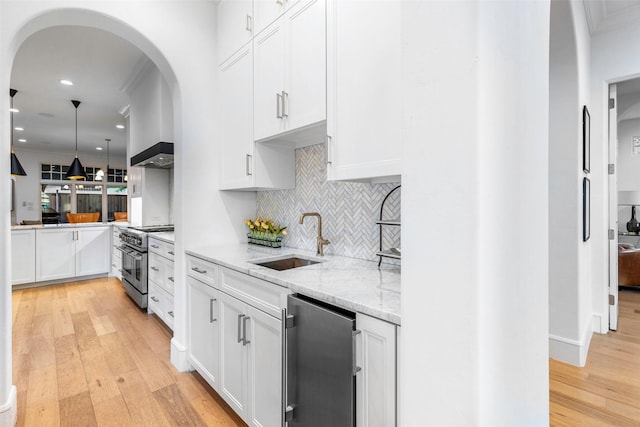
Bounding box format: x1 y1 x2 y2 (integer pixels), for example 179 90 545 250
238 314 244 343
352 329 362 376
151 296 159 303
168 311 174 318
191 266 207 274
168 251 174 255
168 277 174 282
151 244 160 248
150 266 159 272
210 298 217 323
242 316 251 346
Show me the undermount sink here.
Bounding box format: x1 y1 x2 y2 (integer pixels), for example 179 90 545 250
252 256 321 271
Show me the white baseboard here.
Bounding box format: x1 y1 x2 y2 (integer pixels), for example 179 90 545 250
549 323 593 367
170 338 192 372
0 386 17 427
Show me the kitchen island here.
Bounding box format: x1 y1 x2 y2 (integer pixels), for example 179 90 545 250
186 244 401 325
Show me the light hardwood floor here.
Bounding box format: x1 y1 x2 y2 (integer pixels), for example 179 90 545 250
550 287 640 426
12 277 246 426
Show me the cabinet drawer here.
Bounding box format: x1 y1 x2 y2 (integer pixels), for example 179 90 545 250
148 253 166 284
220 266 288 318
187 255 218 287
149 238 175 261
148 282 174 331
165 261 175 294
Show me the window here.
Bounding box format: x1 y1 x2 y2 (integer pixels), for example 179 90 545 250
41 184 71 223
76 184 103 221
107 185 128 221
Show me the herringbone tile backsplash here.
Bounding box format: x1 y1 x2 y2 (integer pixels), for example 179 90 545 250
256 144 400 264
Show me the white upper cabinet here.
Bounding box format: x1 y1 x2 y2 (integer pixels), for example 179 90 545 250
218 0 254 63
253 0 326 143
218 43 295 191
253 0 299 35
326 0 402 182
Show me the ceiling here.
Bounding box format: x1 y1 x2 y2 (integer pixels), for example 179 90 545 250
584 0 640 35
10 25 147 160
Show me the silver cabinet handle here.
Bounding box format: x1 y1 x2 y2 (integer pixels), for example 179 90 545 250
151 244 159 249
237 314 244 343
168 251 174 255
191 266 207 274
276 92 283 118
326 135 333 165
209 298 217 323
282 91 288 118
150 266 159 272
246 154 252 176
168 277 174 282
352 329 362 375
151 296 159 303
168 311 174 318
242 316 251 346
246 14 252 32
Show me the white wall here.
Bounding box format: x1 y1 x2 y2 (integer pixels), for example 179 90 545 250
401 1 549 424
548 0 593 366
12 148 126 224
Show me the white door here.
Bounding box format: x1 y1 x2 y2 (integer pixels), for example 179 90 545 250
219 44 255 190
219 291 249 419
35 228 76 281
609 84 619 330
187 277 221 388
285 0 326 132
217 0 253 63
11 229 36 285
76 226 110 276
253 19 286 141
246 304 281 427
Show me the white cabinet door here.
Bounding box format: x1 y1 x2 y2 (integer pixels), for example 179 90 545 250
327 0 402 181
11 229 36 285
246 304 282 427
76 226 110 276
219 291 249 419
219 44 255 190
356 313 397 427
254 0 325 142
128 166 143 197
253 20 286 141
217 0 254 63
254 0 295 35
187 277 221 388
35 228 76 282
285 0 325 132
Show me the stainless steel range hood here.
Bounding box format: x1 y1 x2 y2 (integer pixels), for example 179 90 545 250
130 142 174 168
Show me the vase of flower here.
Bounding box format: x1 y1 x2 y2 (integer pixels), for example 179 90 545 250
245 217 287 248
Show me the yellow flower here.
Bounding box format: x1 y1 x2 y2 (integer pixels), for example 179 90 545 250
254 219 260 227
282 230 287 236
261 222 269 230
245 219 251 226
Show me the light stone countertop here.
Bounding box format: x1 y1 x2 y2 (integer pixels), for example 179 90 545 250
186 244 401 325
12 222 116 230
148 232 175 244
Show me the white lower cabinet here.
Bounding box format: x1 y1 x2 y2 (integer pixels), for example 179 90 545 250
356 312 397 427
148 237 175 330
35 226 110 282
11 229 36 285
219 290 282 427
111 226 123 279
187 276 221 389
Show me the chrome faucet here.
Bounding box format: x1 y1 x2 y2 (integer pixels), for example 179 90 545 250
299 212 330 256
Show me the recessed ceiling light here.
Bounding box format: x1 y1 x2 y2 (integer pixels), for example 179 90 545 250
116 124 125 129
60 79 74 86
18 139 26 143
96 147 103 151
9 108 19 113
14 127 23 131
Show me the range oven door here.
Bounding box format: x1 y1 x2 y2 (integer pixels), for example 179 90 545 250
119 246 147 294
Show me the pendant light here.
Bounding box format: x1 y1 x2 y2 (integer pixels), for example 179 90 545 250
96 138 110 181
65 100 87 180
10 89 26 176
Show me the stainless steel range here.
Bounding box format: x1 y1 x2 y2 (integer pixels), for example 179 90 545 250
118 225 174 308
